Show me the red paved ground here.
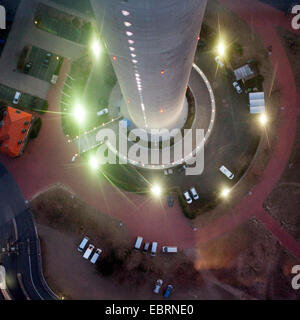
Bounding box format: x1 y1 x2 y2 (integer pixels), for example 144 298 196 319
0 59 194 247
1 0 299 259
196 0 300 258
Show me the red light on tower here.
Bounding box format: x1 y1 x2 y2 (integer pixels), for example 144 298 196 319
112 56 117 61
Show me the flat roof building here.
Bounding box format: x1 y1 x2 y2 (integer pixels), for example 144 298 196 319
0 106 33 157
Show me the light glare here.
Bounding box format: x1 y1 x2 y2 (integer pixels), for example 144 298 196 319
151 185 162 197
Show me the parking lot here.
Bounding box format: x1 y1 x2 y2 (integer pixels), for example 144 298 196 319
0 83 46 112
35 3 93 45
24 46 63 83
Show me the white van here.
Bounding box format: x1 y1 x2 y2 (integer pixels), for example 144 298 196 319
83 244 94 259
162 246 178 253
90 248 102 264
97 108 108 117
143 242 150 254
190 187 199 200
183 191 192 204
77 236 89 252
151 242 158 256
134 236 143 251
13 91 21 104
219 165 235 180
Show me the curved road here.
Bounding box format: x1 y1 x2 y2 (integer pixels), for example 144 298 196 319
0 163 57 300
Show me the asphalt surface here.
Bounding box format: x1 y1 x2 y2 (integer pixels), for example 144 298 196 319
0 162 57 300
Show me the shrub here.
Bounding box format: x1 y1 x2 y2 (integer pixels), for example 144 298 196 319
178 192 219 220
38 100 49 114
96 249 125 277
17 46 30 71
54 57 64 76
72 17 81 29
231 41 244 57
178 194 197 220
30 117 42 139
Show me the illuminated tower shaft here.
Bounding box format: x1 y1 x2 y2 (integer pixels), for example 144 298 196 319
91 0 207 130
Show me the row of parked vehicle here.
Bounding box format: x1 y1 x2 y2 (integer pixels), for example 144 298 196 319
77 236 102 264
153 279 174 298
182 165 235 204
134 237 178 255
183 187 199 205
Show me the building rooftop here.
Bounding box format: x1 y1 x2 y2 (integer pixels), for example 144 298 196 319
0 106 33 157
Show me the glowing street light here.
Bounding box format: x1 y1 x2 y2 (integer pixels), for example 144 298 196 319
217 40 226 57
259 113 268 126
221 187 231 198
91 39 102 58
73 103 86 124
89 156 100 170
151 184 162 197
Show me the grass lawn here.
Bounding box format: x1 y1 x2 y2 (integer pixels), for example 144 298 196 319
61 52 117 138
34 3 94 45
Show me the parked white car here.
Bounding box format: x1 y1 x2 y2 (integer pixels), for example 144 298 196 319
90 248 102 264
233 81 243 94
83 244 95 259
219 165 235 180
215 56 224 68
143 242 150 254
183 191 192 204
97 108 108 116
151 242 158 256
162 246 178 253
77 236 89 252
164 168 174 176
134 236 143 250
13 91 21 104
153 279 163 294
189 187 199 200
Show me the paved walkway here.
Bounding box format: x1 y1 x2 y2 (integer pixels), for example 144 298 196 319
0 0 299 261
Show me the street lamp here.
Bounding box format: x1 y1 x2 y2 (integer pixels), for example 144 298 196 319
221 187 231 198
89 156 100 170
217 40 226 57
73 103 86 124
151 184 162 197
91 39 102 59
259 113 268 126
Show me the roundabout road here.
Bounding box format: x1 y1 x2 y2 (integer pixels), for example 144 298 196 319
0 0 299 262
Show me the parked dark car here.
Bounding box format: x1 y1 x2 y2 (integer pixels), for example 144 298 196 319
168 195 174 208
24 62 33 74
42 59 50 66
42 52 52 66
163 285 174 298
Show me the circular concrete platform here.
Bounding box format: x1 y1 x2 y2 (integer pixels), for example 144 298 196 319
105 63 216 170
